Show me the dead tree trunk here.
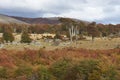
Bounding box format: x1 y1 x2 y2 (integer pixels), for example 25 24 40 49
69 26 73 42
69 26 79 43
14 28 16 33
75 26 79 44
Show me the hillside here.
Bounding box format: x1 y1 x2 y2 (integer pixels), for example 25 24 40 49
11 16 90 25
0 14 27 24
0 13 90 25
11 16 60 24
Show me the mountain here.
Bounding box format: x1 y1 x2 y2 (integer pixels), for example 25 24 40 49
0 13 90 25
11 16 60 24
11 16 90 25
0 14 27 24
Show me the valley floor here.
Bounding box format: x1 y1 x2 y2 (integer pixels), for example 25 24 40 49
1 37 120 50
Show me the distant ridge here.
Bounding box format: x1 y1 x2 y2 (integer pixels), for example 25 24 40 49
11 16 90 25
0 13 90 25
0 14 27 24
11 16 61 24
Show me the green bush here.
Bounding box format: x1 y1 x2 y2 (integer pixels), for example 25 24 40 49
15 65 33 77
3 27 14 42
0 66 7 78
64 59 101 80
21 31 32 43
88 70 101 80
37 66 55 80
50 58 72 80
101 66 118 80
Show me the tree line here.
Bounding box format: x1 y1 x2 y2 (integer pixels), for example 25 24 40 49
0 19 120 43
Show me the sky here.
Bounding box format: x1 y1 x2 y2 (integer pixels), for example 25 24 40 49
0 0 120 24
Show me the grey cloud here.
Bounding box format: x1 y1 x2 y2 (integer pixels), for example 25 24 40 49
108 0 120 5
0 9 45 17
0 0 120 24
97 17 120 24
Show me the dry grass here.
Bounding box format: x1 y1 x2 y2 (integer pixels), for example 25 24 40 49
0 33 120 50
73 37 120 50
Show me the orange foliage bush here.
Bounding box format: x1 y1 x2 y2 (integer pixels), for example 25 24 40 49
0 48 119 79
0 48 119 68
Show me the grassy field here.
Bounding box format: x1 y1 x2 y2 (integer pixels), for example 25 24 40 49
0 33 120 50
3 38 120 50
74 37 120 50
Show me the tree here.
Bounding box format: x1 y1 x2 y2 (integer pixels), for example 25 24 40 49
21 30 32 43
2 27 14 42
69 26 79 42
59 18 79 42
87 22 100 42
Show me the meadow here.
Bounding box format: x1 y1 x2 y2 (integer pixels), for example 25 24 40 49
1 33 120 50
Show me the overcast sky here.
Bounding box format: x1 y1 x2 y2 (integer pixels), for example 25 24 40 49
0 0 120 24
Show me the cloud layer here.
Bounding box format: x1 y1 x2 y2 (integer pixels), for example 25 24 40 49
0 0 120 24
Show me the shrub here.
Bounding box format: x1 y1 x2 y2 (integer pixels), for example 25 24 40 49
101 66 118 80
15 65 33 77
50 58 72 80
54 33 61 39
21 31 32 43
37 66 55 80
64 59 101 80
3 27 14 42
88 70 101 80
0 66 7 78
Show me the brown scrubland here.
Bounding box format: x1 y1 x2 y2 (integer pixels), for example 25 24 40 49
0 48 120 80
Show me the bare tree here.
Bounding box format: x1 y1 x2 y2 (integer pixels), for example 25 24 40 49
14 27 16 33
75 26 79 44
69 26 79 43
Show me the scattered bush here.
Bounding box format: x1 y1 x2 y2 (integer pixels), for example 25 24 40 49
2 27 14 42
37 66 55 80
15 65 33 77
0 66 7 78
21 31 32 43
64 59 101 80
50 58 72 80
